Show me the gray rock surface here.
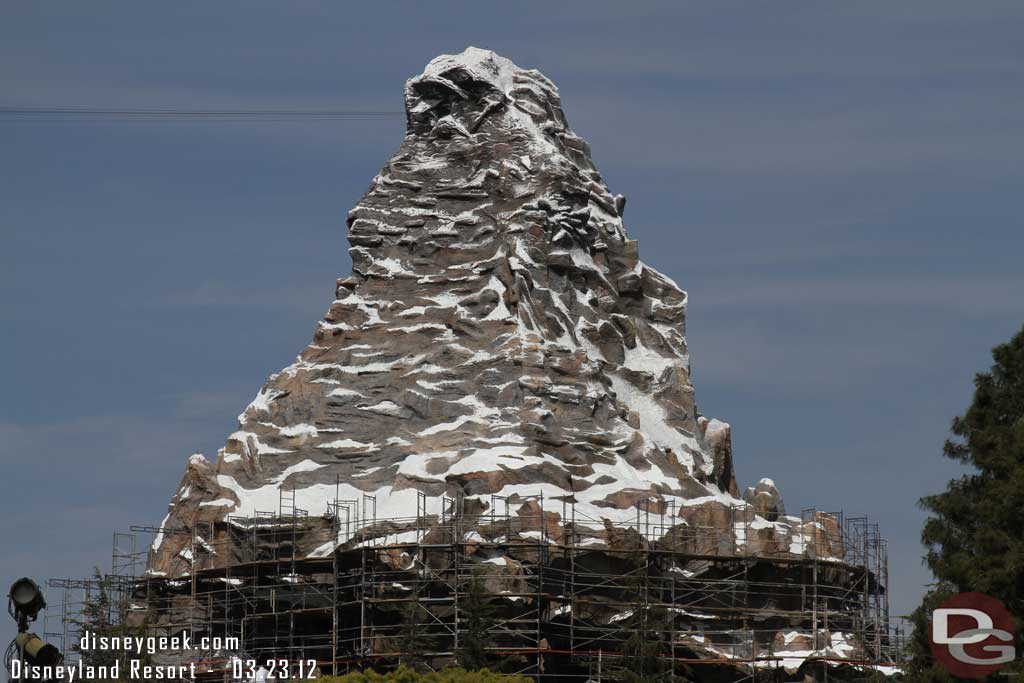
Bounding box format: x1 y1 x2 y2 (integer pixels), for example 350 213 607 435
149 48 830 576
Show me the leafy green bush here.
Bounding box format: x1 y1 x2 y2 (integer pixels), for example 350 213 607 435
318 665 530 683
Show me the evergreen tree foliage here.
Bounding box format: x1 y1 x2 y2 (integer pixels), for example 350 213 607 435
456 571 497 671
73 569 120 671
620 605 671 683
72 568 152 682
905 584 957 682
909 324 1024 678
397 600 438 669
618 559 672 683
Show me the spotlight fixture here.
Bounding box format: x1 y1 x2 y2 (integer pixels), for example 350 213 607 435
14 632 63 668
8 578 45 622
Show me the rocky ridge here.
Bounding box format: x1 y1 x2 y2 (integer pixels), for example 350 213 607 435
149 47 829 577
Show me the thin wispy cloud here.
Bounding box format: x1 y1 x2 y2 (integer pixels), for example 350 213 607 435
159 280 332 313
692 277 1024 315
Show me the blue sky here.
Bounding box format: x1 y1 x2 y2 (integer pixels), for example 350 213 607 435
2 1 1023 649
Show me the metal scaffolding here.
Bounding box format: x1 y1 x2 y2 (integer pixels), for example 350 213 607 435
43 491 906 681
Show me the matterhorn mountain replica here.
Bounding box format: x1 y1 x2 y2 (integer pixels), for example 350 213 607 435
144 48 891 680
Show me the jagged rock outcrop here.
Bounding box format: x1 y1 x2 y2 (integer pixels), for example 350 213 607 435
744 477 786 520
149 47 830 576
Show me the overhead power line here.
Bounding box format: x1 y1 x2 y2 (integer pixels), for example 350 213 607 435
0 106 405 121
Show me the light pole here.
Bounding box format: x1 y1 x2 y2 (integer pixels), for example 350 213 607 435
6 578 63 682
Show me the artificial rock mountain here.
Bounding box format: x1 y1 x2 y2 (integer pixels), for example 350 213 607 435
150 48 812 577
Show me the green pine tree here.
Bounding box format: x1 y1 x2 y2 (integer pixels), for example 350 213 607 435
72 568 153 682
73 569 120 672
618 558 671 683
910 324 1024 678
456 570 497 671
397 600 436 669
620 606 671 683
906 584 957 682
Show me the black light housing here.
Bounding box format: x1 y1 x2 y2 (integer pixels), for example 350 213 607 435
9 578 45 620
15 632 64 667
